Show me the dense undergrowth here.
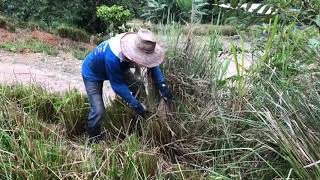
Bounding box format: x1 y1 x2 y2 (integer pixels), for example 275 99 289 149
1 16 320 179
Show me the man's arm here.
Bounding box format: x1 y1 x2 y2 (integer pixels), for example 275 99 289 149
150 66 172 99
150 66 165 85
106 58 144 113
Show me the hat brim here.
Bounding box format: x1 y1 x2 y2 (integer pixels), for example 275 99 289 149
120 32 165 68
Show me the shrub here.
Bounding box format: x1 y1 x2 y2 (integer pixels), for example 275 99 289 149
97 5 132 33
56 24 90 42
0 15 15 32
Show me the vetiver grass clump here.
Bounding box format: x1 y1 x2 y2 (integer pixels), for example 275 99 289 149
0 84 202 179
0 85 88 135
0 86 165 179
156 17 320 178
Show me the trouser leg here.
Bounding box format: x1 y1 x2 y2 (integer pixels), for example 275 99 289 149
83 78 105 138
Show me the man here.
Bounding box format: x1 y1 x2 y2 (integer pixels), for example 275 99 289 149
82 29 172 141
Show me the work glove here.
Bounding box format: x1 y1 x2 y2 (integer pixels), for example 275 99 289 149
134 103 151 119
138 110 153 119
159 82 173 100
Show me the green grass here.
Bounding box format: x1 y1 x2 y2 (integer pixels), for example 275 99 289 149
0 39 58 55
158 18 320 179
69 46 92 60
0 36 92 60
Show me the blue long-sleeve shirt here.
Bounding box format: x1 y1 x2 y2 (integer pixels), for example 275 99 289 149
82 40 165 113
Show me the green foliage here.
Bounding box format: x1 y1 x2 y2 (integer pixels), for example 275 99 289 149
211 0 320 26
178 0 209 23
0 39 58 55
142 0 177 23
314 15 320 28
142 0 208 23
56 24 90 42
258 16 319 77
0 0 145 33
0 4 320 178
97 5 132 33
114 0 146 18
0 15 15 32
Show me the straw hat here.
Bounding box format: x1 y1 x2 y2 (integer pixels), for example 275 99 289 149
120 29 165 68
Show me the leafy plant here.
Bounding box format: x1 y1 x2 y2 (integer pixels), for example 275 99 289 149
142 0 208 23
177 0 209 23
142 0 177 23
97 5 132 33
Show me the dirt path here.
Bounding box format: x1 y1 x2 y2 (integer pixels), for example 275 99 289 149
0 50 115 99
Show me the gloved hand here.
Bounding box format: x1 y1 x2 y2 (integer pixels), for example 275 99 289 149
159 83 173 100
138 110 153 119
134 103 151 119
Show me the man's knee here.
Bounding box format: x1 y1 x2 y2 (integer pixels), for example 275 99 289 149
88 105 105 125
94 106 105 119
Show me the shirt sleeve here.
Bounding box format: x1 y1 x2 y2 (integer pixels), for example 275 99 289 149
150 66 165 86
105 58 144 113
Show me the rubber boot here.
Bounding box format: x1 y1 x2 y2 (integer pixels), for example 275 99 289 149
87 127 102 144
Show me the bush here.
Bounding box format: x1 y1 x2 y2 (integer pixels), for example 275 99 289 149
0 15 15 32
56 24 90 42
97 5 132 33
